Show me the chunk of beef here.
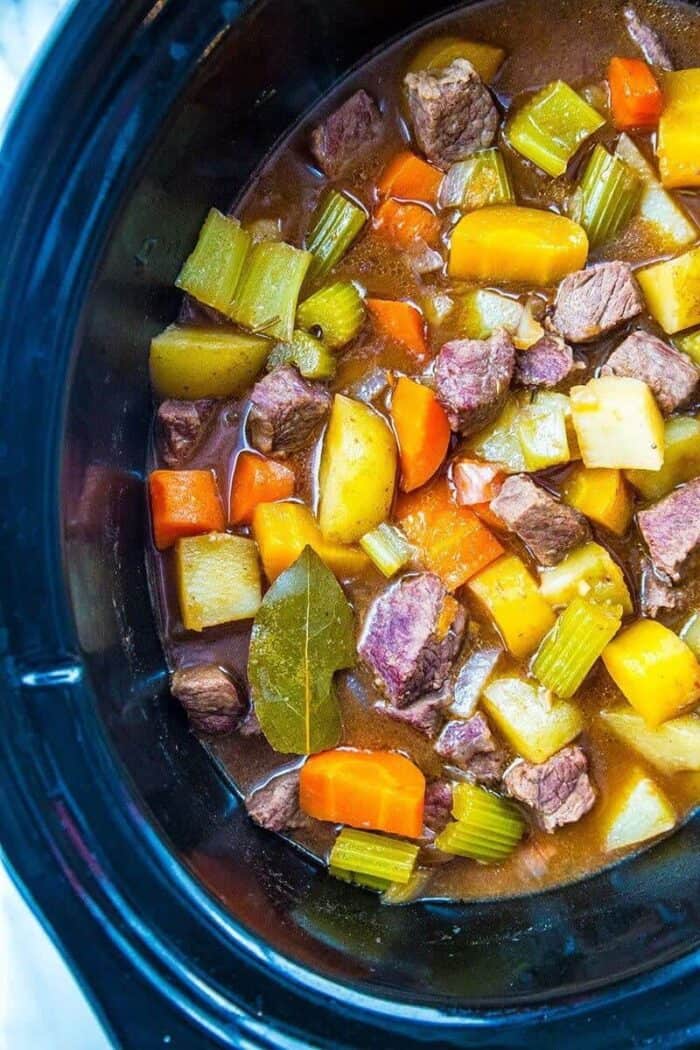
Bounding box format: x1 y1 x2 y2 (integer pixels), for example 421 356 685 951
248 365 331 457
404 59 499 169
245 770 309 832
637 479 700 581
503 745 595 833
359 573 467 707
170 664 245 735
514 333 575 389
423 780 453 835
640 558 683 617
602 331 699 414
491 474 589 566
624 5 674 69
156 398 216 467
435 712 506 784
374 692 446 738
552 262 643 344
310 89 383 178
434 329 515 435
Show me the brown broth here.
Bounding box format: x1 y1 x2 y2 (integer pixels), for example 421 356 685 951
147 0 700 902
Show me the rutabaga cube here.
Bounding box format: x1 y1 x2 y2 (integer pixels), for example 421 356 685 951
600 708 700 775
603 768 676 852
176 532 261 631
570 376 665 470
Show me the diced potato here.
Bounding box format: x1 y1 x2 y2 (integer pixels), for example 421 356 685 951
602 619 700 727
637 245 700 335
149 325 269 399
602 768 676 852
518 399 570 471
468 554 555 658
176 532 261 630
616 133 697 250
407 36 505 83
600 707 700 775
465 394 528 473
626 415 700 500
318 395 397 544
448 206 588 285
540 542 633 613
562 466 633 536
680 611 700 658
252 501 368 583
482 677 584 763
656 69 700 189
570 376 665 471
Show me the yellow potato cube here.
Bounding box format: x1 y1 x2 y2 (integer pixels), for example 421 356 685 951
176 532 261 631
626 415 700 501
570 377 665 470
150 325 269 399
468 554 555 658
657 69 700 189
602 768 676 853
600 707 700 775
562 466 633 536
602 619 700 727
482 677 584 763
448 206 588 285
637 245 700 334
407 36 505 83
539 542 633 614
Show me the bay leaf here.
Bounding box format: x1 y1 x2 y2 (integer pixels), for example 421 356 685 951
248 545 355 754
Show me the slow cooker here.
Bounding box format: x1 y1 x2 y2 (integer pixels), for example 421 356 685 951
0 0 698 1045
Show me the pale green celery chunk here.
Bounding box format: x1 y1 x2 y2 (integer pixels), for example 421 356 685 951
505 81 605 177
615 134 697 250
436 783 524 863
306 191 367 278
532 597 621 698
175 207 251 316
673 330 700 365
625 415 700 500
233 241 313 342
578 144 641 247
439 149 514 211
381 870 432 905
360 523 413 577
465 393 529 473
518 400 570 470
540 542 633 614
680 612 700 658
267 329 336 379
329 828 419 884
328 865 391 892
296 281 365 349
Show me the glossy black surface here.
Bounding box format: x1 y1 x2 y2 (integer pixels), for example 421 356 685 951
0 0 698 1045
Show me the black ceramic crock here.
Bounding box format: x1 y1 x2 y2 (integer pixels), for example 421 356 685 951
0 1 698 1046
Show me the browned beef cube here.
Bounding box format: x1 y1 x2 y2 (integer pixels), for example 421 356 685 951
245 770 309 832
358 573 467 707
248 366 331 457
552 262 643 343
503 745 596 833
374 692 446 738
514 333 575 389
640 558 683 617
156 398 216 467
170 664 246 735
423 780 453 835
637 479 700 581
624 5 673 68
435 712 506 784
602 331 699 414
434 329 515 435
490 475 589 566
404 59 499 169
310 89 383 178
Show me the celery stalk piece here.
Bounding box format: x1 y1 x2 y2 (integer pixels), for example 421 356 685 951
328 865 391 892
532 597 621 698
296 281 365 349
458 288 523 340
680 612 700 658
577 145 641 248
267 329 336 380
329 828 419 885
233 241 313 342
360 523 414 578
381 869 432 905
436 783 525 863
518 400 570 471
306 191 367 278
466 393 529 473
674 329 700 364
539 542 633 614
615 134 697 251
175 208 251 317
439 149 514 212
625 415 700 501
506 81 605 178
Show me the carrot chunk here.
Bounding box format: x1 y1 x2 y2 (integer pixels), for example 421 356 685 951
300 748 426 838
608 57 663 130
366 297 428 357
391 376 451 492
396 477 503 591
229 451 295 525
149 469 225 550
378 150 444 205
373 198 442 249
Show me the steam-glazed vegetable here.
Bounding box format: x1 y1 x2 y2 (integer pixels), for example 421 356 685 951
147 0 700 906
